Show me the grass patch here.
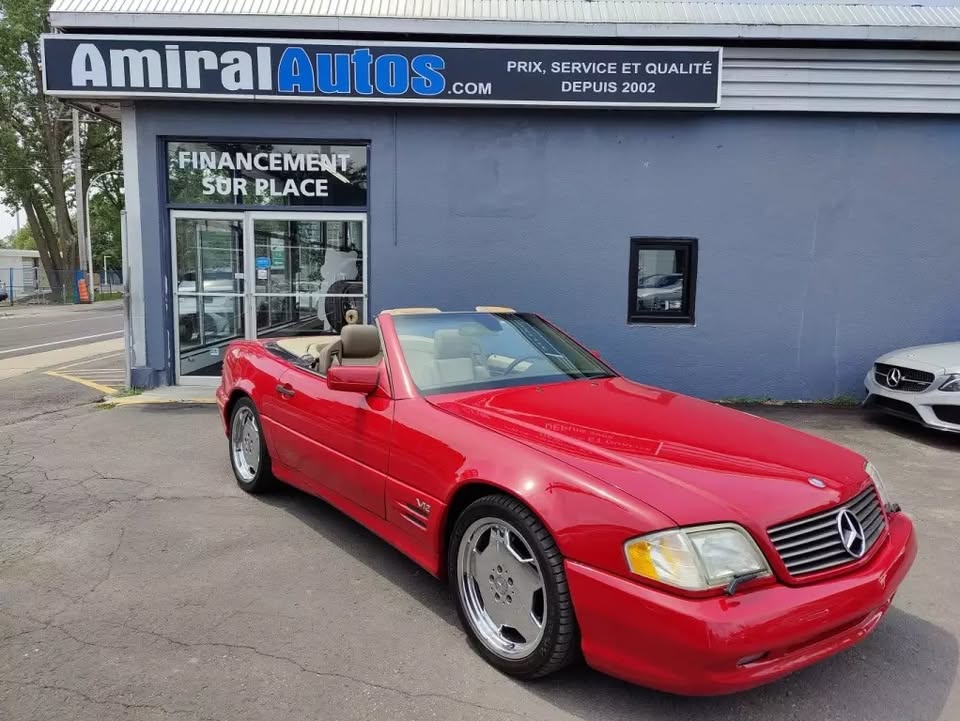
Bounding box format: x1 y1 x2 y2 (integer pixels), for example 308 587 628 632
95 291 123 301
112 387 143 398
717 394 863 407
717 396 779 405
817 394 861 407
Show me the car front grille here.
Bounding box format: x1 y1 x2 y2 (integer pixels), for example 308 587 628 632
768 485 886 577
873 363 935 392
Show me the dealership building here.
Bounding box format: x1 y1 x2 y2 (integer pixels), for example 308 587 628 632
44 0 960 398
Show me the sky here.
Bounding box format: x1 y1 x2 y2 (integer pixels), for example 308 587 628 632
0 208 22 240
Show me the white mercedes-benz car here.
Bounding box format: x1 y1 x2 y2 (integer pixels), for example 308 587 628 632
863 342 960 432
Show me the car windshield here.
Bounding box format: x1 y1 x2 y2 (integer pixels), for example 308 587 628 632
392 312 616 395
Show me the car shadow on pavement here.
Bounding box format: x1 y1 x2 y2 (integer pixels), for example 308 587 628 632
256 484 957 721
863 411 960 451
258 484 461 628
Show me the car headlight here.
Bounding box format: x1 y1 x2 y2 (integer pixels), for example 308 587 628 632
939 374 960 392
865 461 891 507
623 524 770 592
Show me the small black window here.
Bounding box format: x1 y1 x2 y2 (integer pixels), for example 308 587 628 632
627 238 697 324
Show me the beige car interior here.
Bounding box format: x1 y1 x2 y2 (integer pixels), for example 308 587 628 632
402 329 492 388
273 324 382 376
271 307 521 386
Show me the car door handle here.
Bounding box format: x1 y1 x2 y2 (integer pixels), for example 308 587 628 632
276 384 296 398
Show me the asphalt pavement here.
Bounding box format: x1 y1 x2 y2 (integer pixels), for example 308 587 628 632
1 398 958 721
0 301 123 358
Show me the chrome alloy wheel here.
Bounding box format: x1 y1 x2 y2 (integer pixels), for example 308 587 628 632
457 518 547 660
230 406 261 481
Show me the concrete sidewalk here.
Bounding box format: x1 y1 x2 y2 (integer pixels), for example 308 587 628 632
0 337 124 381
107 384 217 405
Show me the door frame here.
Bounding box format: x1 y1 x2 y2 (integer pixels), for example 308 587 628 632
170 209 245 386
171 209 369 385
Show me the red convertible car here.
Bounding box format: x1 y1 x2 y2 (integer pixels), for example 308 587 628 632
217 308 916 695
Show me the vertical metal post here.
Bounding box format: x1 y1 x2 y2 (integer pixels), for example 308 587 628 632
72 108 88 300
120 210 132 388
85 181 95 297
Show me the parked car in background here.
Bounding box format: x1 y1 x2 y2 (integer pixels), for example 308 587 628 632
177 272 241 344
636 273 683 311
864 341 960 432
217 307 916 695
0 287 8 303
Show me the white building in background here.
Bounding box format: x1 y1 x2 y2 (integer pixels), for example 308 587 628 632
0 249 43 301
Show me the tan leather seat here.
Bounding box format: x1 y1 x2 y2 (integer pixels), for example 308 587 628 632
319 325 382 373
431 330 490 385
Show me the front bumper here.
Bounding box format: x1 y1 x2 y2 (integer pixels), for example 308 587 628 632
863 372 960 433
565 512 916 696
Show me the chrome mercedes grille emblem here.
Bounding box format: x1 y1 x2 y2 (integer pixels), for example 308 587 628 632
886 367 902 389
836 509 866 558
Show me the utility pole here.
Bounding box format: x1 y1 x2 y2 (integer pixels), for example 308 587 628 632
72 108 90 301
85 170 122 297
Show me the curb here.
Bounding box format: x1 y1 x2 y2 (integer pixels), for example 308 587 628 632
103 395 217 407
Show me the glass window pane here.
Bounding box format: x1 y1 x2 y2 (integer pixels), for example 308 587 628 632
253 219 363 296
635 248 685 313
256 295 365 337
167 141 368 207
178 295 245 377
175 218 244 293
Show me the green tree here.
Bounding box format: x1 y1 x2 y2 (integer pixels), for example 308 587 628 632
0 223 35 250
89 176 124 273
0 0 122 297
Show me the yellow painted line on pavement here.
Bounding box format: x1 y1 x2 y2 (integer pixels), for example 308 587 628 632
44 370 119 395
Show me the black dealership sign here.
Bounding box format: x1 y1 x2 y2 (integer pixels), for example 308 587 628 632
42 35 721 109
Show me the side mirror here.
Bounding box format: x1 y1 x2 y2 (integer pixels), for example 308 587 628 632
326 365 380 394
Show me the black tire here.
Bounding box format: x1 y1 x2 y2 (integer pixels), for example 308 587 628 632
228 397 277 494
448 494 579 679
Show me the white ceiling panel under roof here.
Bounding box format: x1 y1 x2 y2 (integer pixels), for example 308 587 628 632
48 0 960 43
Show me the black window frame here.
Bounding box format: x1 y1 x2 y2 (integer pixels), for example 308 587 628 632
627 237 698 325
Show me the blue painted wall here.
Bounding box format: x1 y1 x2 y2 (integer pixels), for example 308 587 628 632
133 102 960 399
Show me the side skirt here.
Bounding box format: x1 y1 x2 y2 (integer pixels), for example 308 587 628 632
271 459 446 577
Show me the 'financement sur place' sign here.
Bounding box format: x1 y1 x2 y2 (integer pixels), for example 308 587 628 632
42 35 722 109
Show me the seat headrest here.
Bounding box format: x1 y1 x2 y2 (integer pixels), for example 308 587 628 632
434 329 474 360
341 325 381 358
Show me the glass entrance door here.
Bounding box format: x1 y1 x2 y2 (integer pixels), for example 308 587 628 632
171 211 367 383
248 212 367 339
172 212 245 382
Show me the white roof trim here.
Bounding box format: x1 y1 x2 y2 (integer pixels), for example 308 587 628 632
48 1 960 43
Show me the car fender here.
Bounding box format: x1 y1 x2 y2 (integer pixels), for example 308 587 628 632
390 400 676 580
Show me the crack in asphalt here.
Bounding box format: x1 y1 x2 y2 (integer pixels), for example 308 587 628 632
5 618 538 721
0 678 227 721
1 414 541 721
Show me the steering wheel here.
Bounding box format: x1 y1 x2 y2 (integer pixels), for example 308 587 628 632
504 355 545 374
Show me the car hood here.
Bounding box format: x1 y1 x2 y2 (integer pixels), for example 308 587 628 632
877 342 960 374
430 378 869 530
